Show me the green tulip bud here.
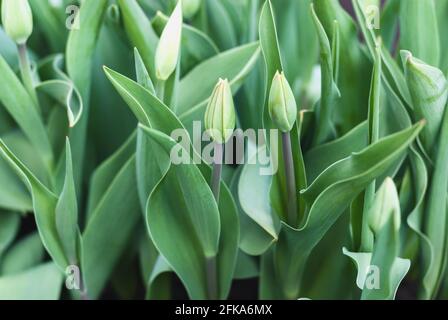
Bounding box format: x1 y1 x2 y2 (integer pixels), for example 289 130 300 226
155 1 183 81
268 71 298 132
368 177 401 235
401 50 448 153
182 0 201 19
1 0 33 44
204 78 236 144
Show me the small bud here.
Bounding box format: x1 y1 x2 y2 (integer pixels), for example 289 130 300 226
268 71 298 132
204 78 236 144
1 0 33 44
182 0 201 19
155 1 183 81
401 50 448 152
368 178 400 235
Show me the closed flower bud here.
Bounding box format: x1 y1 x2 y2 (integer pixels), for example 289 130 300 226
155 1 183 81
1 0 33 44
368 177 401 235
268 71 298 132
401 50 448 152
204 78 236 144
182 0 201 19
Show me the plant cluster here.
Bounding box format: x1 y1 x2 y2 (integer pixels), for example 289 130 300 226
0 0 448 300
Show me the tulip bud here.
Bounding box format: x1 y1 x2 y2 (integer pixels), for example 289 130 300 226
204 78 236 144
182 0 201 19
1 0 33 44
268 71 298 132
401 50 448 152
155 1 183 81
368 178 400 235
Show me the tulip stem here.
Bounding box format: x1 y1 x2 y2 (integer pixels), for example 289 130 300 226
17 43 38 108
156 79 166 102
211 142 223 202
206 142 223 300
282 132 298 227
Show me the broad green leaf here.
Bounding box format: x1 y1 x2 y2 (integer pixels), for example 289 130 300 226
238 146 281 241
0 26 17 67
437 0 448 73
55 139 79 265
66 0 108 187
28 0 67 52
422 105 448 298
305 122 368 183
177 42 260 116
274 0 318 84
310 4 339 145
231 162 276 256
134 48 155 94
234 250 259 280
141 126 239 299
0 156 32 212
82 156 141 299
0 232 44 275
86 132 136 217
0 140 68 270
0 262 63 300
146 255 172 300
104 66 184 131
118 0 159 81
0 211 20 257
0 55 53 167
142 127 220 298
399 0 440 67
204 0 237 50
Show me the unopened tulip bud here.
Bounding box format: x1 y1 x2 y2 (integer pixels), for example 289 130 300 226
182 0 201 19
401 50 448 152
1 0 33 44
268 71 298 132
204 78 236 144
155 1 183 81
368 178 400 235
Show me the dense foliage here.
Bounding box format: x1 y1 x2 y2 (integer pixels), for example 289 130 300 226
0 0 448 300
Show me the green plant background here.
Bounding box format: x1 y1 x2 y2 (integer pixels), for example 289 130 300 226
0 0 448 300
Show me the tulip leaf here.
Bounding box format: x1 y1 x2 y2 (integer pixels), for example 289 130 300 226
0 211 20 257
400 0 440 67
0 55 53 167
81 156 141 299
0 139 68 270
0 232 45 275
0 262 63 300
177 42 261 117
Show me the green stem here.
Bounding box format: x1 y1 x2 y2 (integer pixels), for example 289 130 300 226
17 43 38 108
211 142 223 202
206 256 218 300
206 142 223 300
282 132 298 227
156 79 166 102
